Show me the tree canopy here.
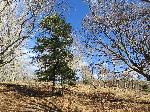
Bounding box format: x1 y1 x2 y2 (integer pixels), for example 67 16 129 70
82 0 150 80
33 14 77 92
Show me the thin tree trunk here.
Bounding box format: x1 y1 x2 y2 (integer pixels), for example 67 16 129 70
52 76 55 94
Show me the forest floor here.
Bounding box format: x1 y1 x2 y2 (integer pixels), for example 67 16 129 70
0 81 150 112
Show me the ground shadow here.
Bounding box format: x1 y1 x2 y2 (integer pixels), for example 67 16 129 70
23 100 63 112
64 89 150 111
0 83 62 97
65 88 150 105
0 83 63 111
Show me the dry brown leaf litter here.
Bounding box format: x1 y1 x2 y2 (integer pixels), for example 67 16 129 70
0 81 150 112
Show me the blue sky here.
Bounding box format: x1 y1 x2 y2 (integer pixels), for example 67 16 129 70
25 0 90 73
28 0 89 47
65 0 89 29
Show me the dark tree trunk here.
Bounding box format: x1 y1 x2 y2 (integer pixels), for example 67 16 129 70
142 73 150 81
147 76 150 81
52 76 55 94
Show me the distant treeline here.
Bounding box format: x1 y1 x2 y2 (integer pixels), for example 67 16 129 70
78 79 150 91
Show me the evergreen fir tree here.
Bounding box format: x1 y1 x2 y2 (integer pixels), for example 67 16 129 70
33 14 77 93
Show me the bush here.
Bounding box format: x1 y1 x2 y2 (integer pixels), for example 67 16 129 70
83 79 91 85
141 84 150 92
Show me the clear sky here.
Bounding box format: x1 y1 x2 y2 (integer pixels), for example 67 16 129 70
65 0 89 29
25 0 90 74
28 0 89 47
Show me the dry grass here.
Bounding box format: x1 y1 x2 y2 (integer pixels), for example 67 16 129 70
0 81 150 112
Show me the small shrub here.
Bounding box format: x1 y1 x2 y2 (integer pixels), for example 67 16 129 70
68 81 76 86
141 84 150 92
83 79 91 85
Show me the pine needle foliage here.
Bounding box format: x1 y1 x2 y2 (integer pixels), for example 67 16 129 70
33 14 77 92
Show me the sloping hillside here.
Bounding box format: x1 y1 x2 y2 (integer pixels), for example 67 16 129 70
0 81 150 112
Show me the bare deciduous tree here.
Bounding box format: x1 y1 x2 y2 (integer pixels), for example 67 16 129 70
0 47 36 81
0 0 58 81
0 0 56 67
82 0 150 80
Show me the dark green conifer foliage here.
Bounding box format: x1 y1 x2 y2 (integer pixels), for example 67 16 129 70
33 14 76 93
